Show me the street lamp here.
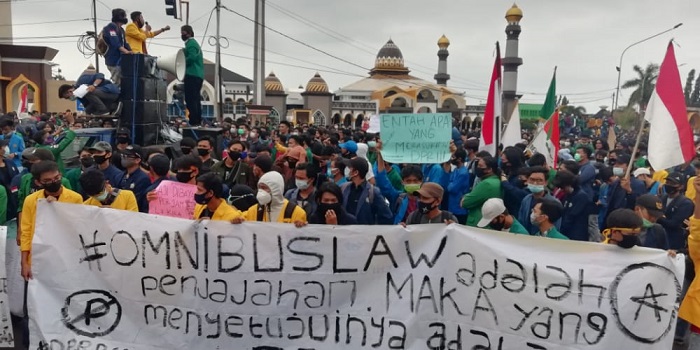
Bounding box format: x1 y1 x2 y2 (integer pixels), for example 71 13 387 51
613 22 683 110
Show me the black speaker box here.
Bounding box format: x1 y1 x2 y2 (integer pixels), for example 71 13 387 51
121 100 167 124
116 123 165 146
180 127 223 141
120 77 168 101
120 54 159 79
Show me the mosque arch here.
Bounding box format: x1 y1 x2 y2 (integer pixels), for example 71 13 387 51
343 113 353 126
417 106 432 113
417 89 436 102
442 98 458 110
332 113 341 125
391 97 409 108
6 74 41 113
355 114 364 129
313 110 326 126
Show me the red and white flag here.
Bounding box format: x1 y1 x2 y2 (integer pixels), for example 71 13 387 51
479 43 502 156
17 84 28 114
645 42 694 170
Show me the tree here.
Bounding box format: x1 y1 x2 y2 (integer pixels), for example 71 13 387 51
559 96 586 117
622 63 659 108
52 68 65 80
692 74 700 108
684 69 695 105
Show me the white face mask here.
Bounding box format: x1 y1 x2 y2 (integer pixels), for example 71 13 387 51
2 146 9 157
295 179 310 190
256 190 272 205
613 167 624 177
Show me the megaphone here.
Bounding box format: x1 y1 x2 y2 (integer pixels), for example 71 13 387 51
157 49 186 81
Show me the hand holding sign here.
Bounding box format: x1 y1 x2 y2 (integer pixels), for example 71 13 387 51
148 180 197 219
380 113 452 164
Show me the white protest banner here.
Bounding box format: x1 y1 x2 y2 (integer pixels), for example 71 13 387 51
367 114 381 134
380 113 452 164
30 202 684 349
0 227 15 347
148 180 196 219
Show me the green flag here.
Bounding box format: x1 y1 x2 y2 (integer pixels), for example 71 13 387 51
540 69 557 119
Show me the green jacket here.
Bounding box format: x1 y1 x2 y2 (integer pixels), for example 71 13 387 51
209 159 256 189
542 226 570 240
462 174 502 227
0 186 7 225
17 173 72 212
64 167 83 195
184 38 204 79
38 129 76 173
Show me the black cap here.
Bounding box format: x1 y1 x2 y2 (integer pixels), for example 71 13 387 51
636 194 664 215
616 154 631 165
122 144 142 159
116 127 130 136
666 172 684 185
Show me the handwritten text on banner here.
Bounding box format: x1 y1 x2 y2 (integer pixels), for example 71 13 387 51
380 113 452 164
148 180 196 219
30 202 684 349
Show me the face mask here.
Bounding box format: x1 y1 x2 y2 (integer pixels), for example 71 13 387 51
318 203 343 216
612 167 624 177
574 153 582 162
475 168 487 178
22 160 32 170
295 179 311 191
176 171 194 183
93 155 108 164
664 185 679 195
527 184 545 194
490 218 505 231
596 158 605 164
197 148 210 156
418 201 436 214
238 129 245 135
257 190 272 205
403 183 421 194
181 147 192 155
240 151 248 160
116 136 130 144
367 141 377 148
68 95 77 101
344 167 353 180
194 192 211 205
228 151 241 161
181 34 189 42
530 213 540 225
2 146 10 157
617 233 641 249
80 157 95 168
94 191 109 202
250 132 258 139
43 180 62 193
608 159 617 167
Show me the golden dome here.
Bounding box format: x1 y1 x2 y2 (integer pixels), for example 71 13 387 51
305 72 329 93
505 3 523 23
264 71 284 93
438 35 450 49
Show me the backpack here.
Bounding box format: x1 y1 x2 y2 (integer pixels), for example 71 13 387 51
95 30 108 56
257 202 298 222
408 210 453 225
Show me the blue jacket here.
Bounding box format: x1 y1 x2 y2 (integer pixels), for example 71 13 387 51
447 166 469 216
119 168 151 213
578 161 596 201
0 132 24 169
658 194 694 250
561 188 592 241
341 181 393 225
424 164 450 209
375 169 412 224
602 178 645 228
501 175 528 215
75 73 120 95
103 22 131 67
451 127 463 148
518 192 560 235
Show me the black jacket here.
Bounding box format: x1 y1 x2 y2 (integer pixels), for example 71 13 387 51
658 194 694 250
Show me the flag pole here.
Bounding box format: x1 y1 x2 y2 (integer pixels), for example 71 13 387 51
625 78 647 178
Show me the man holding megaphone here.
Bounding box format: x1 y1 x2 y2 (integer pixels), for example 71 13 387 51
125 11 170 55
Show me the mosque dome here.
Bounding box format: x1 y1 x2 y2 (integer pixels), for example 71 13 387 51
370 39 410 76
264 72 284 93
437 35 450 49
304 72 329 93
505 3 523 23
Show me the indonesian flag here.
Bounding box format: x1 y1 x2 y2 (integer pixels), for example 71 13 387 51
17 84 28 114
479 42 501 156
501 100 521 148
645 42 694 170
529 110 560 167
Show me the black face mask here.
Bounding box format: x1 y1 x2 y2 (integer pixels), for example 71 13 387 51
197 148 210 157
596 158 605 164
22 160 32 170
181 147 192 155
43 180 62 193
318 203 343 216
116 136 130 144
181 34 189 42
664 184 680 195
176 171 194 183
475 168 487 178
608 159 617 166
490 218 505 231
194 192 211 205
228 151 241 162
93 155 108 164
80 157 95 168
618 234 641 249
418 201 437 214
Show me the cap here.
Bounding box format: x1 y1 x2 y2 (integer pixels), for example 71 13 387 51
477 198 507 228
632 168 651 177
116 127 130 136
636 194 664 216
89 141 112 153
339 140 358 154
666 172 684 185
122 144 142 159
413 182 444 200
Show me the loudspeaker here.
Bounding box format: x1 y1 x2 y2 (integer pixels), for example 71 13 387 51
121 100 168 124
157 49 186 81
120 77 168 101
120 54 158 79
117 123 165 146
180 127 223 141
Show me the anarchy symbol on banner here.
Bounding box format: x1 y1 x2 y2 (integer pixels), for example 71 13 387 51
61 290 122 338
208 36 230 49
609 262 682 344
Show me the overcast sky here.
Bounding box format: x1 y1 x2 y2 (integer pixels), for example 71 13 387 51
6 0 700 112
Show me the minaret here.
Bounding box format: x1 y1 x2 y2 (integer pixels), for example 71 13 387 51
502 3 523 121
0 0 13 44
434 35 450 86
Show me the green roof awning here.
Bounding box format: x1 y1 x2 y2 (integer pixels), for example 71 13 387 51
519 103 544 120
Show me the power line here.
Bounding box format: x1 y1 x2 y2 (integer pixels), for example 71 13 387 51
0 18 90 27
0 34 82 39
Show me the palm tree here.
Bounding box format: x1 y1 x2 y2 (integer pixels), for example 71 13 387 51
622 63 659 108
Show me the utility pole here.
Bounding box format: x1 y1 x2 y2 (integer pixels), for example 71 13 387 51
215 0 222 121
253 0 265 105
93 0 99 72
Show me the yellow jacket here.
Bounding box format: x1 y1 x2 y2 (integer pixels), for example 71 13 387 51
243 200 307 223
83 189 139 212
679 217 700 327
194 200 242 221
686 176 697 201
652 169 668 184
125 22 154 54
21 188 84 264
